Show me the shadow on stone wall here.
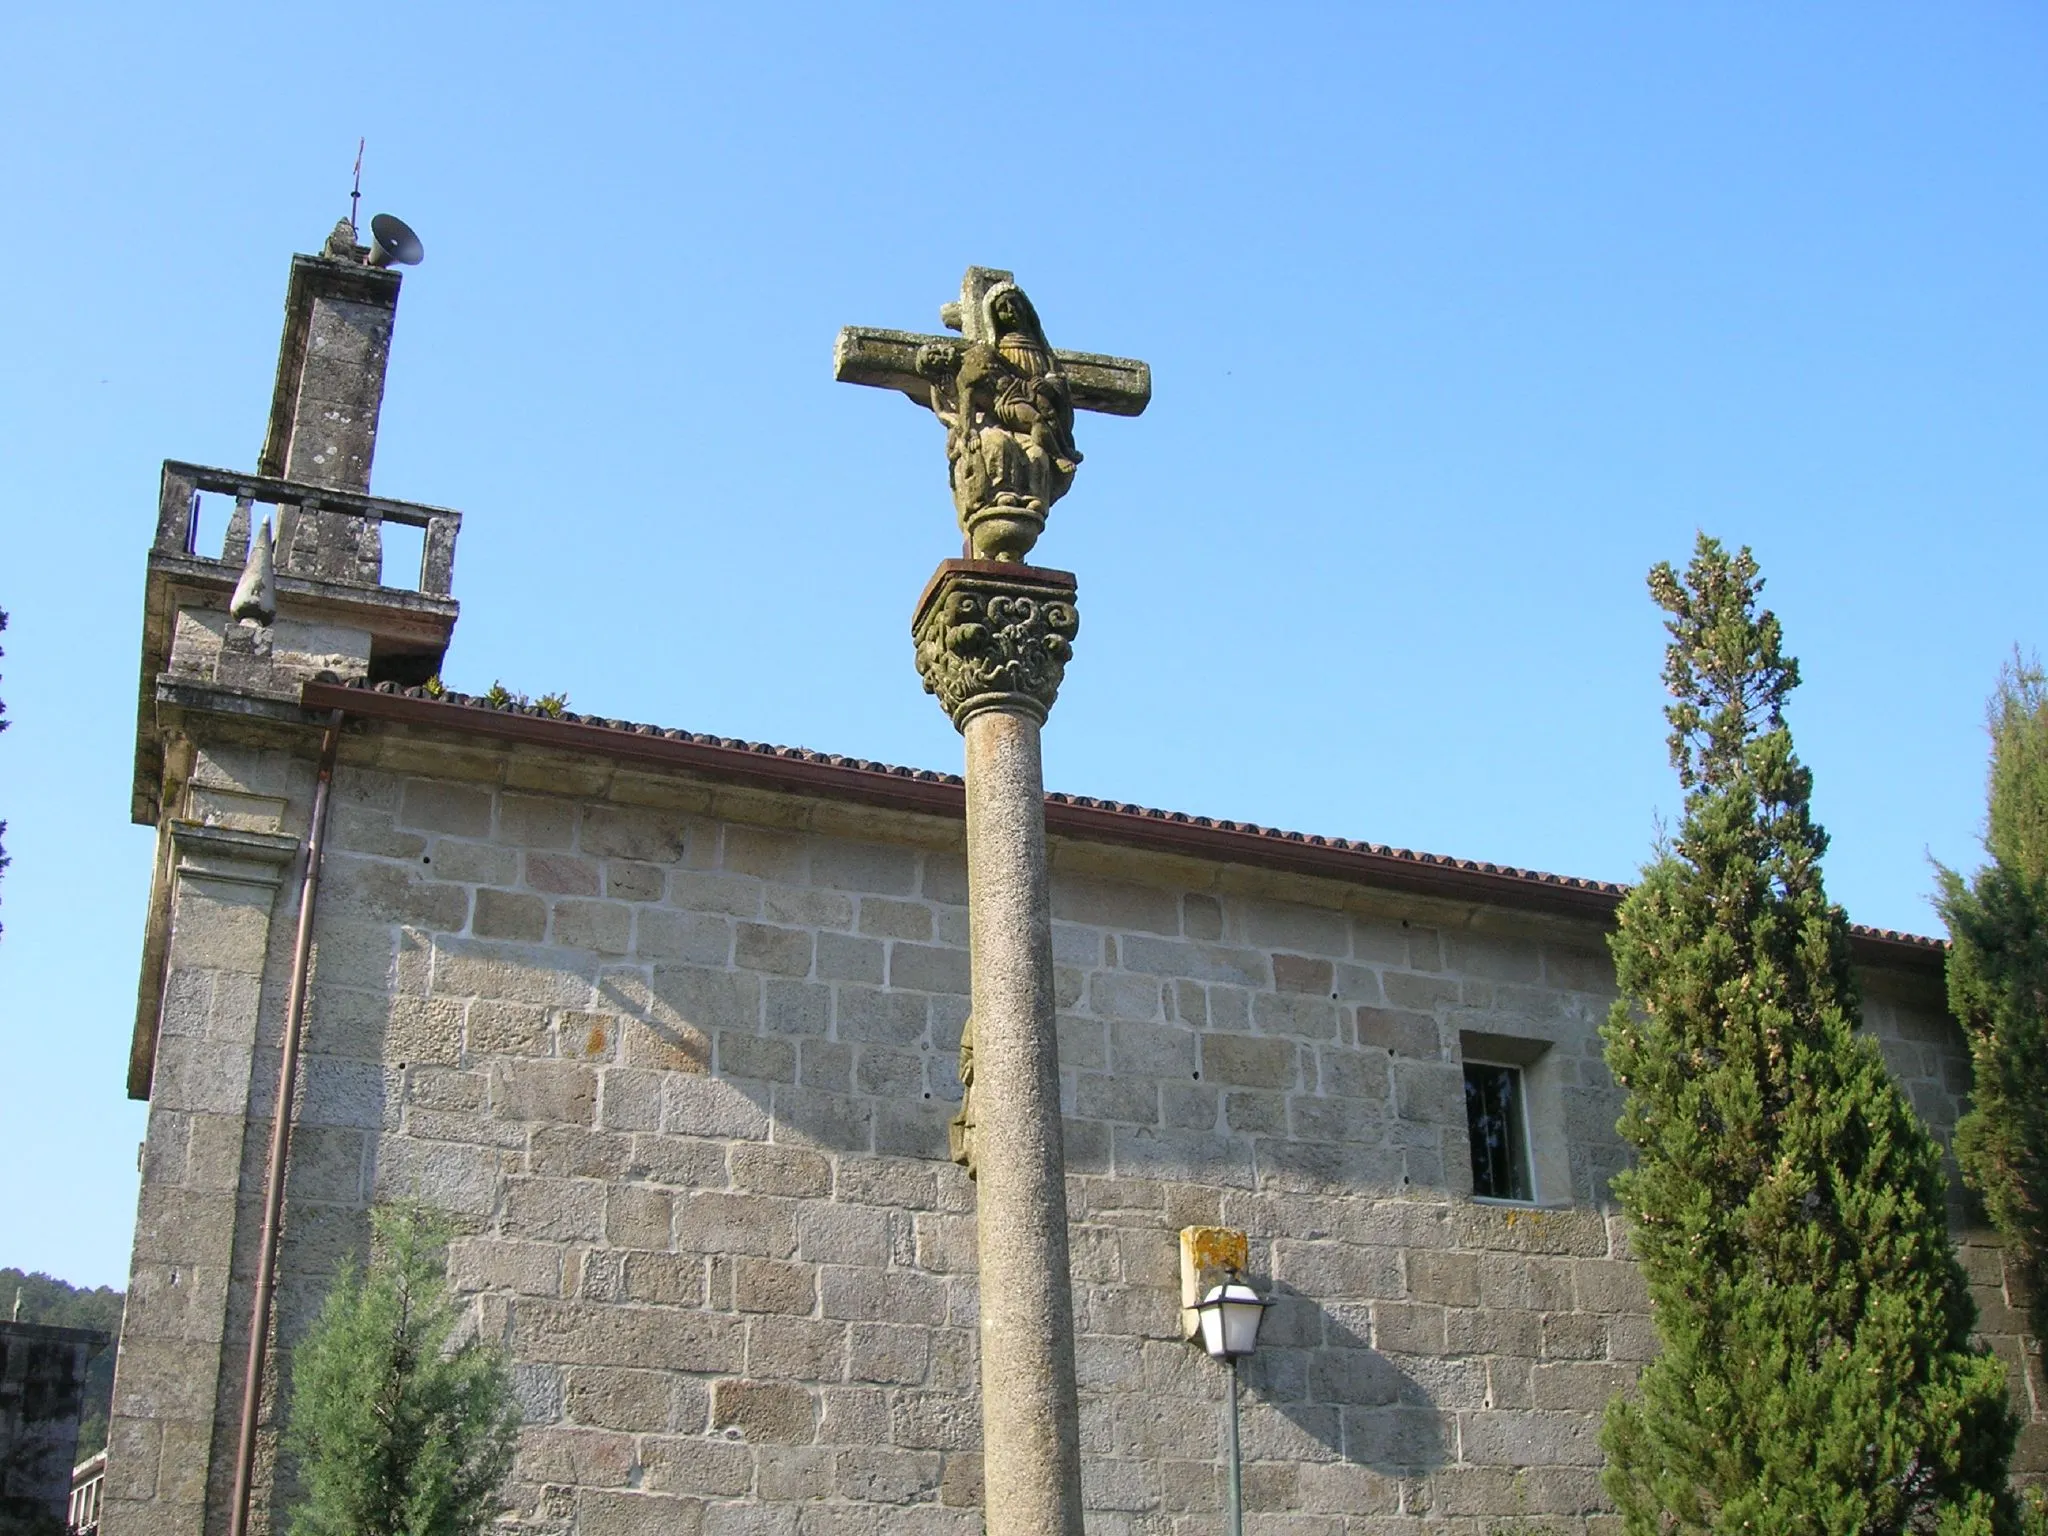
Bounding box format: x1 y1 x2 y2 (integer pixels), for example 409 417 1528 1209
1244 1284 1449 1478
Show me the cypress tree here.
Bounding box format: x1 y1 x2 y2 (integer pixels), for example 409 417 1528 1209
1937 657 2048 1347
1601 535 2017 1534
284 1205 521 1536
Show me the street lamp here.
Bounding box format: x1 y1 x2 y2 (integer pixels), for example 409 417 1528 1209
1193 1277 1272 1536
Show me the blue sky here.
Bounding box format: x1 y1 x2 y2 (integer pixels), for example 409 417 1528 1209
3 4 2043 1286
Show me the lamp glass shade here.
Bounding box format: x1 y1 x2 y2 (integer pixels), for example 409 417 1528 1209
1196 1281 1269 1360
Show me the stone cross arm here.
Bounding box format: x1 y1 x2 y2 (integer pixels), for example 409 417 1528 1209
834 325 1152 417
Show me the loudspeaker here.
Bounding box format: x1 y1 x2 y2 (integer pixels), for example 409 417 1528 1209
368 213 424 268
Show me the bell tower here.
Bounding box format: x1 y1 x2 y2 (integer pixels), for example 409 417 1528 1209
132 216 461 829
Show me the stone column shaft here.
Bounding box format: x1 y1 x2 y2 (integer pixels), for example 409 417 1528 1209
962 709 1084 1536
912 559 1085 1536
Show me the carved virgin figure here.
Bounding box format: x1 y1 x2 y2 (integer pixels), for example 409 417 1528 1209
918 281 1082 562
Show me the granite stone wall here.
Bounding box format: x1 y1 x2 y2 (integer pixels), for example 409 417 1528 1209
111 739 2042 1536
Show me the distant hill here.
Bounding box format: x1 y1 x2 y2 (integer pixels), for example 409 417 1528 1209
4 1270 124 1460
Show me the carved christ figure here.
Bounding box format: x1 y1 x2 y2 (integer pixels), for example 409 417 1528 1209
918 281 1082 561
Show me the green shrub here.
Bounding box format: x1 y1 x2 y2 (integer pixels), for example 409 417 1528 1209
1601 535 2017 1534
284 1205 520 1536
1939 657 2048 1348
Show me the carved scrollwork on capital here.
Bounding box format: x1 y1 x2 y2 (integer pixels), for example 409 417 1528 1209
912 564 1080 730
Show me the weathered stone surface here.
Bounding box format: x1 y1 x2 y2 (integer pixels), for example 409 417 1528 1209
114 739 2015 1536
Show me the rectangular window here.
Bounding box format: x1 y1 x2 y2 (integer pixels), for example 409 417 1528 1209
1464 1060 1533 1202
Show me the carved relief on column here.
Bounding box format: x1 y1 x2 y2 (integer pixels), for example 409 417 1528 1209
912 560 1080 731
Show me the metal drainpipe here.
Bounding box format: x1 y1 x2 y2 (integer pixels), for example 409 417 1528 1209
227 707 344 1536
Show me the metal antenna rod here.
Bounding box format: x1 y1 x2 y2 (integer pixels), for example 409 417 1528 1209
349 138 365 239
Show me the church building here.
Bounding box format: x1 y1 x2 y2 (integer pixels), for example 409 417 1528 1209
101 225 2036 1536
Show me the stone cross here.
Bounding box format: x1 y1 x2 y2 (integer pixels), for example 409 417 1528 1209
835 266 1149 562
837 269 1149 1536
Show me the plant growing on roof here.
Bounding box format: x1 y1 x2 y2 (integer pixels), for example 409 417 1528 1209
1601 534 2017 1533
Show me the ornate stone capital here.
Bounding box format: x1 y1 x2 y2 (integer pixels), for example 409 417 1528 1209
912 561 1080 729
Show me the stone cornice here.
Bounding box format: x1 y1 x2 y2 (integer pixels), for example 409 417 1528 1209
168 821 301 889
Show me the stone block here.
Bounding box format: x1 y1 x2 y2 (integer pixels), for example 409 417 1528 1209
1113 1126 1256 1188
1088 971 1167 1022
1253 990 1342 1041
1539 1312 1608 1360
525 851 602 896
372 1135 499 1215
731 1143 831 1197
428 839 518 885
1295 1462 1400 1515
621 1253 703 1306
1457 1407 1604 1467
834 1446 942 1503
1407 1250 1480 1307
797 1204 892 1266
640 1435 755 1497
890 1389 981 1451
1382 971 1458 1012
497 793 576 849
465 999 552 1056
554 899 633 954
605 859 665 901
667 868 764 919
847 1323 931 1386
582 805 693 863
492 1060 596 1125
514 1300 743 1372
1270 1241 1404 1301
836 987 929 1046
576 1490 706 1536
677 1191 797 1259
505 1176 605 1241
1287 1096 1382 1144
1052 876 1180 935
1225 1090 1287 1136
800 1040 853 1091
888 943 971 996
711 1380 817 1445
736 1257 817 1315
1372 1302 1447 1355
1356 1007 1440 1060
1393 1060 1463 1124
816 932 885 984
738 923 816 977
1574 1258 1649 1313
1112 1021 1198 1078
1274 954 1336 996
809 840 917 896
858 897 933 940
745 1315 848 1382
1202 1035 1299 1090
432 938 596 1007
563 1366 673 1433
820 1266 946 1325
400 780 493 837
720 1032 797 1083
772 1086 872 1150
764 979 832 1037
636 909 734 964
620 1018 711 1074
1120 936 1270 989
606 1184 675 1249
648 965 759 1034
518 1424 636 1486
